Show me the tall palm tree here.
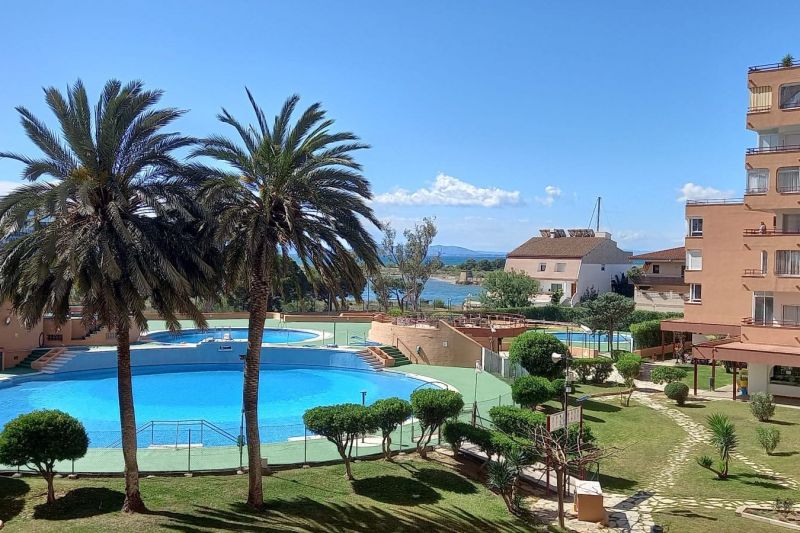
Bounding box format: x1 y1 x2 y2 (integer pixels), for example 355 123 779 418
0 80 217 512
192 91 380 507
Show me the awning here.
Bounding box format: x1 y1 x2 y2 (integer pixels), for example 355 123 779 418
694 341 800 366
660 319 741 336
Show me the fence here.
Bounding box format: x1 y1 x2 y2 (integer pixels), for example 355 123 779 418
481 347 529 379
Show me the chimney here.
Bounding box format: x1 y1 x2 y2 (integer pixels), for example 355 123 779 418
596 232 611 239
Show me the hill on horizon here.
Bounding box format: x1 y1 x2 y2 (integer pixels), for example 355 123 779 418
428 245 506 257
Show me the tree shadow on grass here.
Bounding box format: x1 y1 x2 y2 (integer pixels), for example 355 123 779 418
352 475 440 505
720 472 789 491
598 474 638 492
412 467 477 494
657 507 719 521
33 487 125 520
153 498 534 532
770 451 798 457
0 476 30 522
581 399 621 414
767 419 797 426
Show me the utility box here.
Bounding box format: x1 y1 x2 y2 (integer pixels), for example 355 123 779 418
573 479 605 522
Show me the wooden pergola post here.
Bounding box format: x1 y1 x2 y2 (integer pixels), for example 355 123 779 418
660 330 665 361
693 359 698 396
732 364 738 400
711 352 716 392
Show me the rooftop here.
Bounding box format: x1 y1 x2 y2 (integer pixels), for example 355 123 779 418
630 246 685 262
507 236 608 259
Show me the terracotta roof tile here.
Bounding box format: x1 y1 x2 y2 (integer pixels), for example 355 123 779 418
630 247 685 262
507 237 607 258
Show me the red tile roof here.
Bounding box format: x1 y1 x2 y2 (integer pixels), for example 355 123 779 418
630 246 685 262
507 237 607 259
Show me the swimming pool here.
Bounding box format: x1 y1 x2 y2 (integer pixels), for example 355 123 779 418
0 357 433 447
547 330 632 346
144 327 319 344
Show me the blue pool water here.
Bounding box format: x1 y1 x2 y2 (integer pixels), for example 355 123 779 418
0 359 433 447
144 327 318 344
548 331 632 346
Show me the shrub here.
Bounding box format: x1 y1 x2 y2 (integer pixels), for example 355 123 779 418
0 410 89 503
615 354 642 406
508 331 566 378
650 366 688 385
370 397 412 460
572 358 614 384
630 319 662 349
591 360 614 383
490 430 532 458
750 391 776 422
756 426 781 455
573 358 594 384
303 404 376 480
664 382 690 406
443 421 471 455
410 388 464 458
489 405 545 436
511 375 554 409
696 413 737 479
551 378 566 408
775 497 795 513
551 423 596 449
432 298 445 309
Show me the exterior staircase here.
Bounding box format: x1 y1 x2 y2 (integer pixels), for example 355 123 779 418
379 346 412 367
355 349 384 371
14 348 51 369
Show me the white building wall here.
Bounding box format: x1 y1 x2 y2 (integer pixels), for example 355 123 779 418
575 263 629 302
747 362 800 398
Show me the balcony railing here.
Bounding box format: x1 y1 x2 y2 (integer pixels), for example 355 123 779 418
742 317 800 328
747 105 772 113
743 228 800 236
742 268 767 277
778 183 800 193
745 186 768 194
749 62 799 72
746 144 800 155
685 198 743 205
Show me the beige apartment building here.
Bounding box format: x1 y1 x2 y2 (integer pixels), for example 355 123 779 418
662 59 800 398
630 247 687 312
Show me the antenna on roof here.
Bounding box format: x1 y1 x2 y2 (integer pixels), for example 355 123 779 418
586 196 601 232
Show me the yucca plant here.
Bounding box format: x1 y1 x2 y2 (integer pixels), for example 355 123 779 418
696 413 737 479
0 80 218 512
191 91 380 508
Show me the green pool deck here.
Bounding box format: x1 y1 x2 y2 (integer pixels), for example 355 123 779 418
3 364 512 475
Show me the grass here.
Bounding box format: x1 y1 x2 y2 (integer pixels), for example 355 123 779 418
0 456 544 532
677 363 734 391
652 507 782 533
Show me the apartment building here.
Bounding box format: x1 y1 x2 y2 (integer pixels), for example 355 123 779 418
630 247 687 312
662 59 800 398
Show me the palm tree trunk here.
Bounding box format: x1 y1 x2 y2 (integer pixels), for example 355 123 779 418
117 322 146 513
244 265 269 509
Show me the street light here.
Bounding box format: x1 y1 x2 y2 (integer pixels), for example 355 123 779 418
472 360 482 426
552 352 572 435
361 390 368 443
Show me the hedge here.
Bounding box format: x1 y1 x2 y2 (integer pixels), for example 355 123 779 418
630 319 662 349
483 305 681 331
572 358 614 384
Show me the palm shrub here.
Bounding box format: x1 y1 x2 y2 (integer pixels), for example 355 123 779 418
303 404 376 480
696 413 737 479
664 382 689 406
750 392 776 422
487 445 529 516
511 375 553 409
0 80 217 513
0 410 88 503
193 91 380 507
756 426 781 455
650 366 688 385
370 397 412 460
410 389 464 458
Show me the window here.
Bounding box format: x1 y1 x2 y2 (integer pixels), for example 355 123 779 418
746 168 769 193
550 283 563 293
784 214 800 233
777 167 800 193
761 251 768 274
780 84 800 109
760 133 779 149
686 250 703 271
771 365 800 386
652 264 660 274
749 85 772 112
754 291 774 325
555 263 566 272
784 305 800 326
776 250 800 276
688 217 703 237
538 263 546 272
689 284 702 303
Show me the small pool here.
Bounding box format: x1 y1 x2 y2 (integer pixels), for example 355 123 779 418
547 330 632 346
144 327 319 344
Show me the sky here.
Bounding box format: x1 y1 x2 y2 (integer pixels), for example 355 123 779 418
0 1 798 253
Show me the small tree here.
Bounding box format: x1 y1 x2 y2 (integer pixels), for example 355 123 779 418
480 270 539 308
443 421 470 456
550 288 563 305
650 366 688 385
584 293 635 351
696 413 737 479
615 354 642 406
551 378 567 410
750 391 776 422
0 410 88 503
511 375 554 409
508 331 566 378
489 405 545 436
756 426 781 455
664 382 690 406
410 389 464 459
303 404 376 480
370 397 412 460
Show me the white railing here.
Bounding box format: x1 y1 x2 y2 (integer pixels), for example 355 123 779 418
481 348 528 379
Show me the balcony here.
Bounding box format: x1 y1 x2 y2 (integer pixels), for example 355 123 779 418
742 268 766 277
747 65 800 130
743 228 800 236
746 144 800 155
741 317 800 347
740 271 800 292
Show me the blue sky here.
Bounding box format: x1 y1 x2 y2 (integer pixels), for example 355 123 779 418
0 1 797 253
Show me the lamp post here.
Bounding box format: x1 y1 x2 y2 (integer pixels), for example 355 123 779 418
472 360 482 426
361 390 367 443
551 352 571 432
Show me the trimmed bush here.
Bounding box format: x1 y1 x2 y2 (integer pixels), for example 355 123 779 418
370 397 412 460
750 392 776 422
304 404 376 480
489 405 546 436
511 375 554 409
650 366 688 385
411 388 464 458
443 421 471 455
0 409 89 503
756 426 781 455
615 354 642 406
664 382 690 406
508 331 566 378
630 319 662 349
591 360 614 383
572 358 614 384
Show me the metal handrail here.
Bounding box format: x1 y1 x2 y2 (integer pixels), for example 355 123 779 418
749 62 799 72
742 269 766 277
108 419 240 448
746 144 800 154
747 105 771 113
742 317 800 328
743 228 800 236
745 187 768 194
685 198 743 205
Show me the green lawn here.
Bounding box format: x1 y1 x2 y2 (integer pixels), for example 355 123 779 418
653 508 781 533
1 457 543 532
677 363 734 391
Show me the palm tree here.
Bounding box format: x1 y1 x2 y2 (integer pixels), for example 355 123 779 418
696 413 738 479
0 80 217 512
191 91 380 508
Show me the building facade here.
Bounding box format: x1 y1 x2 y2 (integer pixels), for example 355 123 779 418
630 247 687 312
662 59 800 397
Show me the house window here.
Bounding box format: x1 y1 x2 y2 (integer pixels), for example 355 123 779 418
771 365 800 386
780 83 800 109
687 217 703 237
777 167 800 193
686 250 703 271
776 250 800 276
746 168 769 193
550 283 563 293
754 292 774 325
555 263 566 272
652 264 660 274
689 284 702 303
783 305 800 326
749 85 772 112
538 263 546 272
601 264 606 271
761 251 768 274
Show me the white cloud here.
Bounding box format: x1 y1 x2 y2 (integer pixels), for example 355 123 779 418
534 185 562 207
0 181 24 196
614 229 646 242
676 182 735 202
373 173 521 207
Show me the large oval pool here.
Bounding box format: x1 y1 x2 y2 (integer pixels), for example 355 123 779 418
0 360 433 447
144 327 319 344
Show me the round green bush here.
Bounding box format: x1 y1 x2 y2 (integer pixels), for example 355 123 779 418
650 366 688 385
410 389 464 428
511 375 553 408
664 382 690 406
508 331 566 378
488 405 545 436
750 391 776 422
